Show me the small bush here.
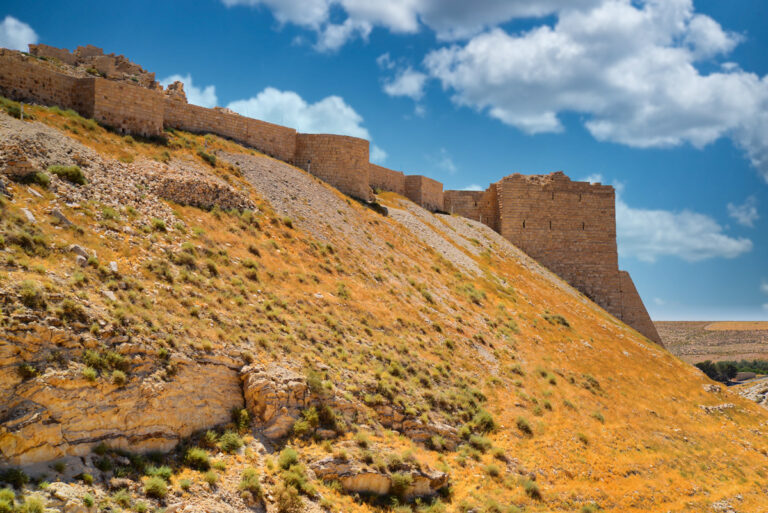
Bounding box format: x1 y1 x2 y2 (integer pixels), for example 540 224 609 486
516 416 532 435
522 479 541 499
218 431 243 453
543 313 570 328
204 471 218 487
484 464 501 478
471 410 496 433
82 494 94 508
197 150 216 166
185 447 210 470
591 411 605 423
111 489 131 507
469 435 492 452
151 218 167 232
48 165 86 185
0 468 28 489
111 370 127 386
239 467 262 499
18 495 44 513
19 281 46 309
144 476 167 499
179 479 192 491
278 447 299 470
16 364 37 381
390 472 413 499
80 473 94 485
146 465 172 481
275 483 302 513
82 366 97 381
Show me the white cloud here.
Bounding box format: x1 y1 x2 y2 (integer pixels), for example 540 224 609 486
220 0 603 49
160 74 218 108
764 303 768 312
370 144 387 164
653 297 665 306
376 52 395 70
0 15 37 51
424 0 768 181
227 87 386 159
581 175 752 262
462 184 484 191
761 280 768 295
616 193 752 263
228 87 371 139
383 67 428 100
727 196 759 227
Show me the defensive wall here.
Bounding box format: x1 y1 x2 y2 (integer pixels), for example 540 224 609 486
0 44 661 343
444 173 661 344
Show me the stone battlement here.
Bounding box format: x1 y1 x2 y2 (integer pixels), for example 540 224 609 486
0 44 660 343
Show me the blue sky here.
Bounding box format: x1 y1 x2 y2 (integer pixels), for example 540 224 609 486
2 0 767 320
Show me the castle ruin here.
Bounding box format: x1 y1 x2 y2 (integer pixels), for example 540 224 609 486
0 44 661 344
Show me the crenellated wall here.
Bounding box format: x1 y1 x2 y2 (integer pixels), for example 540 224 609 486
0 43 662 342
295 134 372 201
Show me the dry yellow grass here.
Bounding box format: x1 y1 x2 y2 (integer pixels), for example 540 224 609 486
4 105 768 512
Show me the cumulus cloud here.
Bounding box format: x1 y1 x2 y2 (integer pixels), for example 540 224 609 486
727 196 759 227
220 0 602 49
227 87 386 159
581 174 752 262
428 147 457 175
0 15 37 51
462 184 484 191
228 87 371 138
424 0 768 181
160 74 218 108
761 280 768 295
383 67 428 101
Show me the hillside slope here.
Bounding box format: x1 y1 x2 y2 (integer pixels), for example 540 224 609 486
1 101 768 513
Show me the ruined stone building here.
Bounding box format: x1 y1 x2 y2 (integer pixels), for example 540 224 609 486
0 43 661 344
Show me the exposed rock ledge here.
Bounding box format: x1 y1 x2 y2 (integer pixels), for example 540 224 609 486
311 456 448 499
1 328 243 466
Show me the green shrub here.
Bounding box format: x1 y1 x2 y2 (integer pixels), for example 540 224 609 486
484 464 500 478
278 447 299 470
238 467 262 499
18 495 44 513
471 410 496 433
79 473 94 485
592 411 605 423
82 366 97 381
151 218 167 232
135 501 148 513
274 483 302 513
0 489 14 513
144 477 167 498
185 447 210 470
48 165 86 185
111 370 127 386
516 416 532 435
82 494 94 508
111 489 131 507
522 478 541 499
0 468 29 489
146 465 172 481
218 431 243 453
203 471 218 487
469 435 491 452
178 479 192 491
390 472 413 499
16 364 37 381
542 313 569 327
197 150 216 166
17 171 50 188
19 281 46 309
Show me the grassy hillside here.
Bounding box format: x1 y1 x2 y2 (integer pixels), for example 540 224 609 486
1 100 768 513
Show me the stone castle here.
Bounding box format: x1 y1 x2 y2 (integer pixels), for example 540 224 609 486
0 44 661 344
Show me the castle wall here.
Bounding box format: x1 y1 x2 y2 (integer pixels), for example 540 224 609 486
369 164 406 196
0 52 91 113
294 134 372 201
619 271 662 343
405 175 444 212
29 44 77 65
163 99 297 162
443 185 499 231
497 172 623 316
91 79 163 136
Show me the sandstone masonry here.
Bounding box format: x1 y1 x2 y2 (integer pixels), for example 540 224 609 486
0 43 661 343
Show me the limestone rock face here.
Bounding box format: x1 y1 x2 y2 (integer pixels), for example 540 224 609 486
737 380 768 408
311 456 449 499
240 364 311 439
0 327 243 466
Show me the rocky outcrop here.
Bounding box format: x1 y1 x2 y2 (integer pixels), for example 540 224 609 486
241 365 311 439
374 404 459 450
311 456 449 499
0 327 243 466
737 379 768 409
150 171 254 212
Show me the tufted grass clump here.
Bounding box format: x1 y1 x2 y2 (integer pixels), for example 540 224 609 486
48 165 86 185
218 431 243 453
185 447 210 470
238 467 263 500
144 476 167 499
0 468 29 489
522 478 541 499
19 281 46 310
516 416 532 435
18 495 45 513
278 448 299 470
